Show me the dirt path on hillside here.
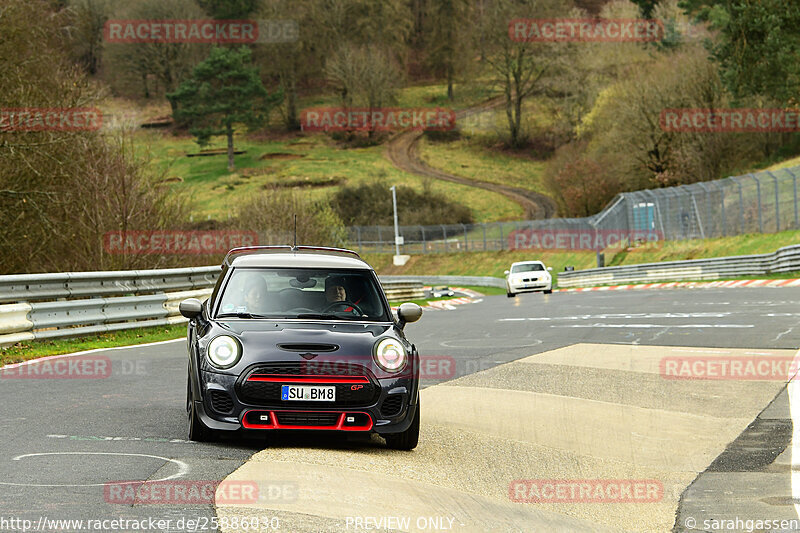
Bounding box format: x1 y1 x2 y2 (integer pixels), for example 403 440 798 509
385 97 558 219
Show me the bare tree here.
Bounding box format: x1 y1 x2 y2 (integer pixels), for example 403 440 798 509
103 0 207 104
326 45 401 138
482 0 573 148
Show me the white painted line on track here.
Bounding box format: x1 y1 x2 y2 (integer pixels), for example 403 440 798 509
551 323 754 329
0 452 188 487
47 434 195 444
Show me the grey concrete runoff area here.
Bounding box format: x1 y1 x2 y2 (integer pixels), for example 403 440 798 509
1 286 800 532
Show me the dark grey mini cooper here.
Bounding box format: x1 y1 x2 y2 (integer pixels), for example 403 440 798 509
180 246 423 450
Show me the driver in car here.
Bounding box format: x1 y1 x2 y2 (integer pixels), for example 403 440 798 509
325 281 347 303
241 275 270 313
324 276 364 315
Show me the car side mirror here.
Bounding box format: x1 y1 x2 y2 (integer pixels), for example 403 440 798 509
179 298 203 320
547 267 553 272
504 270 510 276
397 302 422 329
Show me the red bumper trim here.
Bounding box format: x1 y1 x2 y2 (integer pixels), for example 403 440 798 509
247 374 370 384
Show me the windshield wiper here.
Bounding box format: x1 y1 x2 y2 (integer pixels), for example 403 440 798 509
294 313 341 320
216 312 270 319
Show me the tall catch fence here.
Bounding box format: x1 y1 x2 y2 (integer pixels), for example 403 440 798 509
344 166 800 254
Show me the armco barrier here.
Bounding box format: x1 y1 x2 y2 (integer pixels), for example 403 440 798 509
558 244 800 288
379 275 506 289
0 266 222 347
381 280 425 301
0 267 505 347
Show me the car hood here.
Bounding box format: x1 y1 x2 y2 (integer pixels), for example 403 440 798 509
203 320 406 377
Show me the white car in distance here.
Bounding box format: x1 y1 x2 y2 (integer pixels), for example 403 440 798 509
504 261 553 297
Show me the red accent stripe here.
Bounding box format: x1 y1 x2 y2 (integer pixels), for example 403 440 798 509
241 410 373 431
247 374 370 384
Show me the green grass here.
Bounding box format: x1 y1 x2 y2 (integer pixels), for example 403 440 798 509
418 136 548 194
125 82 524 224
0 324 186 366
456 285 506 296
138 128 522 223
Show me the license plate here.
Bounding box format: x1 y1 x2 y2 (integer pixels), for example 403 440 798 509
281 385 335 401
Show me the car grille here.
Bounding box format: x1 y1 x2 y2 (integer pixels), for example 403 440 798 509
237 362 380 407
380 395 404 417
276 412 339 426
208 390 234 414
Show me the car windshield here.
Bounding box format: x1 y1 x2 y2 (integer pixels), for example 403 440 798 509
216 267 390 321
511 263 545 273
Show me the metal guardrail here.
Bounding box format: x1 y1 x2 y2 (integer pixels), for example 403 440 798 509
380 280 425 301
0 266 222 347
0 267 220 303
558 244 800 288
0 268 503 347
379 275 506 289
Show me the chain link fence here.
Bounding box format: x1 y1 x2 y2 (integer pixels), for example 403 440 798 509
345 165 800 254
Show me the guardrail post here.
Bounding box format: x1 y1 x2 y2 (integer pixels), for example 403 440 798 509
356 227 362 252
697 182 713 236
462 224 468 251
377 226 382 253
719 181 726 236
499 223 505 250
730 176 744 234
767 171 780 232
750 174 763 233
787 168 799 228
482 223 487 251
441 225 448 253
420 225 426 254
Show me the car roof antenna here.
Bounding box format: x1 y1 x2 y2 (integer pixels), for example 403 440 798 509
293 214 297 250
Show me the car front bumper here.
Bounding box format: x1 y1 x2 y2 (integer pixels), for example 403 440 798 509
507 280 552 292
197 369 418 435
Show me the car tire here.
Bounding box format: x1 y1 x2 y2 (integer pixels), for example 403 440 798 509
544 289 552 294
506 291 516 298
187 374 215 442
384 400 420 451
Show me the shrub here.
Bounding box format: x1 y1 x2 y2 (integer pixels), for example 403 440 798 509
331 181 474 227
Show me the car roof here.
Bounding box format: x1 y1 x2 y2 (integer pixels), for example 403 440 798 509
229 251 373 271
511 260 545 266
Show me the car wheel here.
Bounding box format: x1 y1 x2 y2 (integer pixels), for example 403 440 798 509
384 400 420 451
506 291 516 298
544 289 552 294
187 373 214 442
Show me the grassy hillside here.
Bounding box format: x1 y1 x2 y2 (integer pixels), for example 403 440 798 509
366 229 800 278
137 129 522 222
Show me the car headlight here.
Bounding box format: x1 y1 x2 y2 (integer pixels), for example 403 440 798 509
373 337 407 372
207 335 241 369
